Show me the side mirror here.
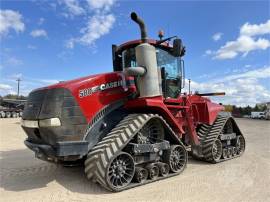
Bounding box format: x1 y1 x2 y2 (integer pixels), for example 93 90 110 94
172 38 185 57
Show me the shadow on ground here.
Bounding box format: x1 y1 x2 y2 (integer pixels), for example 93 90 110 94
0 149 209 194
0 149 108 195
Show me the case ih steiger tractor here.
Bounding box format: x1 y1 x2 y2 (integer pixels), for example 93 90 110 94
21 12 245 191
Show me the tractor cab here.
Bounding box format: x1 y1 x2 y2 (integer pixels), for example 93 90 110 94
113 39 185 98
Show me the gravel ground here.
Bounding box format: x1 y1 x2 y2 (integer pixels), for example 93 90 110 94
0 118 269 202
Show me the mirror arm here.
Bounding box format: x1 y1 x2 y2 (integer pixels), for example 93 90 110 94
156 36 177 45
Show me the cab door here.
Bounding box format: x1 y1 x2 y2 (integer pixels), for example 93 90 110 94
156 48 183 98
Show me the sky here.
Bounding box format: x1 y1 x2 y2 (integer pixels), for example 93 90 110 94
0 0 269 106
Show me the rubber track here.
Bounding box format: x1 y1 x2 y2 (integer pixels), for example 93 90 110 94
84 113 181 191
196 114 245 163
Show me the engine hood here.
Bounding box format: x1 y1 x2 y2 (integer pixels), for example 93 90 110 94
29 72 129 122
36 72 123 91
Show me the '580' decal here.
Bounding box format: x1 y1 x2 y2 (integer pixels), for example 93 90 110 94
79 80 124 98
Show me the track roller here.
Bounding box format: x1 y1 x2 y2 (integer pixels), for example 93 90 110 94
157 162 169 177
227 147 233 158
146 163 159 180
134 167 148 183
222 148 227 159
232 147 237 156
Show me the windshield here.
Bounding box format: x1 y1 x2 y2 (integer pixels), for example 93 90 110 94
122 47 182 98
156 49 181 79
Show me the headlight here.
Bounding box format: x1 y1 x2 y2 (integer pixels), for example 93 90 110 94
21 119 39 128
39 118 61 127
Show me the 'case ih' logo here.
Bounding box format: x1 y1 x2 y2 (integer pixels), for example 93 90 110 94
79 80 124 98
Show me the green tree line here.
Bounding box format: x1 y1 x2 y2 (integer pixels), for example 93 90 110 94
224 104 268 117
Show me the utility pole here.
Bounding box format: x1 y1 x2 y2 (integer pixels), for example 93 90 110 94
16 78 21 99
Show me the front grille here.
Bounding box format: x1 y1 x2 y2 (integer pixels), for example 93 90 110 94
22 88 88 145
22 89 48 120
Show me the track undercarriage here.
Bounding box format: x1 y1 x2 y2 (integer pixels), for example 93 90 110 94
84 112 245 191
84 114 187 191
192 114 246 163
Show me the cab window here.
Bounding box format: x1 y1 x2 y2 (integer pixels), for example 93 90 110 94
121 47 182 98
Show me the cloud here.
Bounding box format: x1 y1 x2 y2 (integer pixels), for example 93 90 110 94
30 29 47 38
0 74 61 96
212 32 223 41
67 14 115 48
39 79 59 84
38 17 45 25
214 35 270 59
87 0 115 11
66 1 116 49
204 49 213 56
10 73 23 79
186 66 270 106
240 20 270 37
59 0 85 17
211 19 270 59
0 9 25 36
0 83 16 95
0 83 12 90
27 45 37 50
6 57 23 66
213 66 270 82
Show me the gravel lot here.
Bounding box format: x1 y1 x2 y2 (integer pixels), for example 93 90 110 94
0 118 269 202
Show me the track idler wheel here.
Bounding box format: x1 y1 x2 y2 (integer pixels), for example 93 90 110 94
106 152 135 191
236 136 245 155
212 139 223 162
157 162 169 177
146 163 159 180
134 167 148 183
164 144 187 173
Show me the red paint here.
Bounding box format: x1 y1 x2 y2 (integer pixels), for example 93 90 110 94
36 39 225 146
37 72 129 122
124 94 224 146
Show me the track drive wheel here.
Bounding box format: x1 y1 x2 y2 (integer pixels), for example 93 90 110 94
212 139 223 162
106 152 135 191
164 144 187 173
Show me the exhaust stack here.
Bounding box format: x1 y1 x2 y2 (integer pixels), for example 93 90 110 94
131 12 148 43
130 12 162 98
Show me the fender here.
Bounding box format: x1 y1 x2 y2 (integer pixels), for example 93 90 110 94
83 100 128 151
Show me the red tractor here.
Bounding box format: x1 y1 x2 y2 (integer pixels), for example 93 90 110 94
21 12 245 191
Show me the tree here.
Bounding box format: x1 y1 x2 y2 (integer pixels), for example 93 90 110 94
224 105 233 112
245 105 252 115
3 94 27 100
253 105 259 112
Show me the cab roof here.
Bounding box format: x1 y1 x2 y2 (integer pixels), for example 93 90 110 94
116 39 173 53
